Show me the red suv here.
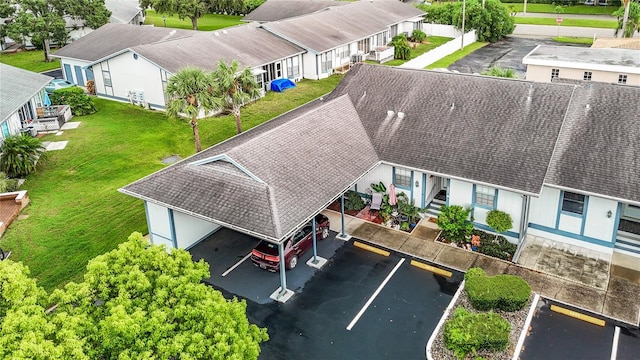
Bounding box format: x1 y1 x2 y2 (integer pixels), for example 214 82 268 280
251 214 330 271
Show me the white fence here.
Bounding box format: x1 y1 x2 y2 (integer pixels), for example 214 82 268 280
400 28 477 70
422 24 464 38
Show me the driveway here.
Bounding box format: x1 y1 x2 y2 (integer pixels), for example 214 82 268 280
448 36 589 78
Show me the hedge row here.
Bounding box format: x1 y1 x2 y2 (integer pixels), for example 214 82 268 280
443 307 511 359
464 268 531 312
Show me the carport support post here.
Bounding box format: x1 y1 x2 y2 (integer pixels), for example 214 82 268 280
278 242 287 293
312 217 318 263
340 194 346 237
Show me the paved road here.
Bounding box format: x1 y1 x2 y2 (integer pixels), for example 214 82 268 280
513 24 616 37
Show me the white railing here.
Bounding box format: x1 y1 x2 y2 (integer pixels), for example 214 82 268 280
366 46 395 63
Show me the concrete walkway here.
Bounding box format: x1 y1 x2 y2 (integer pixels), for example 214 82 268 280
322 209 640 326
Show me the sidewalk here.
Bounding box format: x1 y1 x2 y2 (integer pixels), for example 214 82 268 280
323 209 640 326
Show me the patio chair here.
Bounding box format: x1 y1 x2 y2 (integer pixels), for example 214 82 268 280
370 193 382 215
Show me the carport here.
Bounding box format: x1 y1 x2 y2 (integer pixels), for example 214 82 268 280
119 95 381 302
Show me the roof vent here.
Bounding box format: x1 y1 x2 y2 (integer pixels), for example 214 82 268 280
169 30 176 35
450 103 455 110
585 104 590 110
387 110 394 117
397 112 405 119
214 31 220 36
222 30 228 34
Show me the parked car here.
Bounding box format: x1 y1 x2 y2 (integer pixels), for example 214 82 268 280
45 79 75 93
251 214 330 271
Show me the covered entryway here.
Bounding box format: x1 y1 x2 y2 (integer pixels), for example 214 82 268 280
424 176 448 217
615 204 640 256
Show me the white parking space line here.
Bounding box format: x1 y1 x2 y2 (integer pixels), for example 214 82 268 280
347 258 405 331
222 252 252 277
611 326 620 360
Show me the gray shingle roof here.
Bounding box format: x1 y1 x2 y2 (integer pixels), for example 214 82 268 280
261 0 425 53
545 82 640 203
243 0 347 22
105 0 143 24
0 64 52 122
53 23 192 62
132 23 305 73
325 64 574 195
120 95 378 241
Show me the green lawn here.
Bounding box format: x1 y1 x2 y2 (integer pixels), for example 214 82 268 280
552 36 594 45
508 4 618 15
0 50 60 72
514 17 618 28
381 36 453 66
425 42 489 70
144 10 243 31
1 75 342 292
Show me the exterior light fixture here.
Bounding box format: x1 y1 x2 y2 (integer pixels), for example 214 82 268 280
607 210 612 218
415 180 419 188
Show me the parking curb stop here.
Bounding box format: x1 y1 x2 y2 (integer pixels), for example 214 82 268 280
410 259 452 277
353 241 390 256
550 304 606 327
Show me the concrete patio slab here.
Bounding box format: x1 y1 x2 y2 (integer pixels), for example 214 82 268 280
410 223 440 241
351 222 381 240
434 245 478 271
602 293 640 326
55 131 63 136
611 264 640 284
45 141 68 151
555 282 606 314
607 276 640 300
399 236 444 261
370 227 409 250
60 122 81 130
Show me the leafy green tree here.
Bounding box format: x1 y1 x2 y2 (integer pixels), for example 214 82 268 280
48 232 268 359
0 135 46 178
410 29 427 43
422 0 514 43
486 209 513 241
1 0 110 62
140 0 244 29
212 60 261 134
165 66 220 152
0 260 86 359
390 34 411 60
614 1 640 38
481 66 516 78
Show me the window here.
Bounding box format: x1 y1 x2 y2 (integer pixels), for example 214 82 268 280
393 167 412 189
338 45 350 60
102 70 112 87
551 68 560 80
287 57 299 78
413 20 423 31
475 185 496 208
618 74 628 84
320 52 332 73
583 71 592 81
390 24 398 37
357 38 370 53
74 65 85 86
561 191 585 215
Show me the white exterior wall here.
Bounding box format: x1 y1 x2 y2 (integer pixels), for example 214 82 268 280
173 211 221 249
146 202 174 249
60 58 92 86
525 64 640 86
353 163 393 194
448 179 473 207
472 190 523 233
94 52 167 108
303 52 320 80
583 196 617 243
529 187 560 228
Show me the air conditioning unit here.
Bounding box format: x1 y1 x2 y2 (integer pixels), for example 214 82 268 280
351 53 364 63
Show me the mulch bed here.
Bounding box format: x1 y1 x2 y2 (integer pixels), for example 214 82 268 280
326 201 384 224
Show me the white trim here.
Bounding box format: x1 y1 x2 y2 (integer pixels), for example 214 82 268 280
545 183 640 208
189 154 265 183
523 57 640 75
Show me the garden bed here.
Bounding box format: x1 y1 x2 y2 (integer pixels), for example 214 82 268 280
429 285 534 360
437 228 517 261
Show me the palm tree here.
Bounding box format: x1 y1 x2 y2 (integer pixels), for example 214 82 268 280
211 60 261 134
614 1 640 38
0 135 46 178
165 67 220 153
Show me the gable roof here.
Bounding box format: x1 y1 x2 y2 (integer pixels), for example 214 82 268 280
325 64 574 195
131 23 305 73
261 0 425 53
523 45 640 75
545 82 640 203
0 64 52 122
120 95 379 241
52 23 191 62
105 0 143 24
244 0 347 22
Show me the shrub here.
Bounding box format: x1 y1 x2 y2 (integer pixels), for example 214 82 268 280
486 210 513 237
410 29 427 43
344 190 365 211
464 268 531 312
0 172 19 193
49 87 97 116
390 34 411 60
0 135 46 178
437 205 473 242
443 307 510 359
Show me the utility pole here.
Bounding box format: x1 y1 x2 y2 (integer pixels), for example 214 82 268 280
461 0 466 50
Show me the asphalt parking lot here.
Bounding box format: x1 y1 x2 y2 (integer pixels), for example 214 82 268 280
190 229 462 360
448 36 589 78
520 299 621 360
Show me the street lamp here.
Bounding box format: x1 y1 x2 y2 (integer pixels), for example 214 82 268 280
162 15 166 27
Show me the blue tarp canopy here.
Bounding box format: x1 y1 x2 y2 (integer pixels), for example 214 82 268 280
270 78 296 92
